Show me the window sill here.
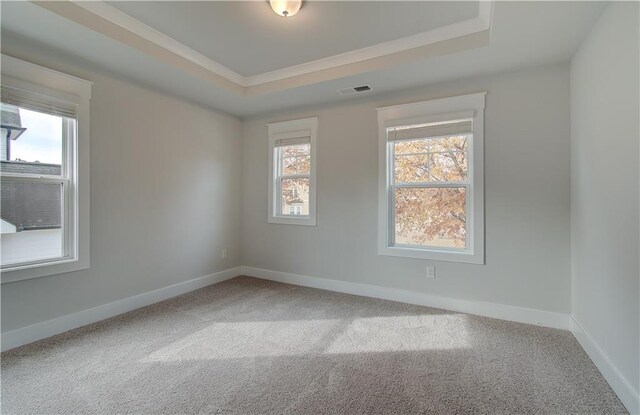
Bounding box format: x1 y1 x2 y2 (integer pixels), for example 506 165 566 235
1 256 90 284
378 245 484 264
268 216 317 226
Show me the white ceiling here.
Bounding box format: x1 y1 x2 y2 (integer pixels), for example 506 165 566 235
108 1 479 77
0 1 607 118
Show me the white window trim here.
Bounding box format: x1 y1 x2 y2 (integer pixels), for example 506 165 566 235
268 117 317 226
1 55 92 283
377 92 485 264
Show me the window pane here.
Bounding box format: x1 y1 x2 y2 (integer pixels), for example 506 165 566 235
393 135 468 183
1 180 63 265
394 154 429 183
281 177 309 216
280 144 310 176
0 104 64 169
394 187 466 249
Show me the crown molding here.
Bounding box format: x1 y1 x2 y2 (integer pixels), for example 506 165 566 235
245 15 489 87
69 0 245 85
32 0 494 96
245 29 490 96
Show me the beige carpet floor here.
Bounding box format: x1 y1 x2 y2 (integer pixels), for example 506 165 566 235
1 276 627 414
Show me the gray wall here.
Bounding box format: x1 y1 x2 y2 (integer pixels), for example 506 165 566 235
570 2 640 397
1 57 243 332
1 58 572 333
242 63 571 313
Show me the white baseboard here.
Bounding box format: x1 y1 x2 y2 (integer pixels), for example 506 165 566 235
570 317 640 414
1 266 242 352
3 264 635 414
240 266 570 330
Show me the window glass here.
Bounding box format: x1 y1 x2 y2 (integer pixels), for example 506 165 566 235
1 105 63 167
1 103 70 267
390 129 471 250
281 177 309 216
394 187 466 249
276 141 311 217
393 135 468 183
281 144 310 176
1 182 64 265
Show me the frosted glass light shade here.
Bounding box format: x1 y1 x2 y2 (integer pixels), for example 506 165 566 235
269 0 302 17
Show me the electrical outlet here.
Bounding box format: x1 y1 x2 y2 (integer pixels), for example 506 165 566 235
221 248 228 259
426 266 436 279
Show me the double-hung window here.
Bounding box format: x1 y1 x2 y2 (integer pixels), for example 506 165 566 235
268 117 317 226
1 55 91 282
377 93 485 264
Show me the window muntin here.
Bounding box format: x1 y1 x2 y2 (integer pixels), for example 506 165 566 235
268 117 317 226
390 127 471 251
0 103 76 268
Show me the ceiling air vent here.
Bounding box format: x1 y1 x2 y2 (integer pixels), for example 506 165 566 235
337 85 372 96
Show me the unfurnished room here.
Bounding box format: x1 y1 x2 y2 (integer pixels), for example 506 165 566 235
0 1 638 414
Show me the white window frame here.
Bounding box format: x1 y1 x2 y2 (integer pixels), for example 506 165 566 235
377 93 485 264
268 117 317 226
1 55 92 283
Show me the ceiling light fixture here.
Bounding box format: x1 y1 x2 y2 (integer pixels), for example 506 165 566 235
269 0 302 18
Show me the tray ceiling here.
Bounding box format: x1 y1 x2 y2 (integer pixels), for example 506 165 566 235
28 0 493 95
1 1 607 117
107 1 480 77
